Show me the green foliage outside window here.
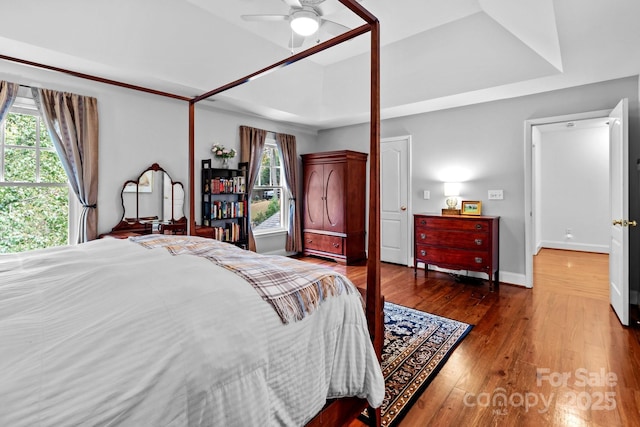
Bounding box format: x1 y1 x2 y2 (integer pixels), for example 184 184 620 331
0 112 69 253
251 144 282 228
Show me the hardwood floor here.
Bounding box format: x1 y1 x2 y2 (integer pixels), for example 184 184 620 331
302 249 640 427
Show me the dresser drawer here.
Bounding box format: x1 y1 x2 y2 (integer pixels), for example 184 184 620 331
415 216 491 232
415 245 491 271
304 232 344 255
415 229 489 250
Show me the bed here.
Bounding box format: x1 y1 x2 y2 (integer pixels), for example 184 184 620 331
0 235 384 426
1 1 383 425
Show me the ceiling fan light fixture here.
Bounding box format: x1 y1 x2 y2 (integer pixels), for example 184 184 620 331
290 10 319 36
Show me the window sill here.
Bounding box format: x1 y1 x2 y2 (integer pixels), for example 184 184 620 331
253 228 288 237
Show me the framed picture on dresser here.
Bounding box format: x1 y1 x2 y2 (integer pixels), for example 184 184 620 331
461 200 482 215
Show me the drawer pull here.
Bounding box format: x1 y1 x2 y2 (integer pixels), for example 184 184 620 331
475 224 482 230
420 219 426 225
475 238 483 245
333 243 340 248
307 239 313 243
475 257 483 264
420 249 427 256
420 233 426 239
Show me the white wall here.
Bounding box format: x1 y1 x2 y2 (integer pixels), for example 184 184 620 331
309 76 640 286
537 125 609 253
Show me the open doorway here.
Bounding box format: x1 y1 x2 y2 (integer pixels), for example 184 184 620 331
531 117 610 299
525 101 632 326
532 118 610 254
524 109 613 287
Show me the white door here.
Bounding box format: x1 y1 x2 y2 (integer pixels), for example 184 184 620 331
609 98 631 326
381 136 411 265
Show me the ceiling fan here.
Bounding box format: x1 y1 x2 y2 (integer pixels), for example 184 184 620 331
241 0 351 48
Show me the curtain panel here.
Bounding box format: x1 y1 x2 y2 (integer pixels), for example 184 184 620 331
239 125 267 251
276 132 302 253
32 88 99 243
0 80 20 123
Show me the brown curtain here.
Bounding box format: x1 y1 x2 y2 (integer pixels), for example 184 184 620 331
276 132 302 253
240 125 267 251
0 80 20 123
33 88 99 243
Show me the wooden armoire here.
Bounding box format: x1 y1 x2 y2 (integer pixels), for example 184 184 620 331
301 150 367 264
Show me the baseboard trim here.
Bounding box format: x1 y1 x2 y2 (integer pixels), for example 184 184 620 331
540 241 609 254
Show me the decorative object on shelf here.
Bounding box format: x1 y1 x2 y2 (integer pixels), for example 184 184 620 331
461 200 482 215
211 143 236 168
442 182 461 215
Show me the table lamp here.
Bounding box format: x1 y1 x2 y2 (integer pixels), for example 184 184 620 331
442 182 461 215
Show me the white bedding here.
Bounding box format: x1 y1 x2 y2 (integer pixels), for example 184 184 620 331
0 237 384 426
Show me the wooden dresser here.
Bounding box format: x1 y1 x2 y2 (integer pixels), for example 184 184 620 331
414 213 500 290
302 150 367 265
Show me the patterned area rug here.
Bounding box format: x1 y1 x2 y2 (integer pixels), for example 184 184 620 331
362 302 473 426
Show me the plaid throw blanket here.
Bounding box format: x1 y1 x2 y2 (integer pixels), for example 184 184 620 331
130 235 356 324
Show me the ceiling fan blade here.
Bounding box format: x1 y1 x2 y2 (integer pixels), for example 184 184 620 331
241 14 289 22
320 19 349 36
282 0 303 7
288 32 305 49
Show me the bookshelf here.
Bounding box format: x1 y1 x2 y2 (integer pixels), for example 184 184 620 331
197 159 248 248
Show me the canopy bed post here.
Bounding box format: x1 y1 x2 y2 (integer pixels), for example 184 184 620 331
189 101 196 234
366 16 383 419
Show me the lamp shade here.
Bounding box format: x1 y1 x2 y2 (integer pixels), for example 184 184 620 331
443 182 461 197
290 10 320 36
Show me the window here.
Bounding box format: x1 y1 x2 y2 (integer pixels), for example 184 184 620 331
0 90 69 253
251 139 287 234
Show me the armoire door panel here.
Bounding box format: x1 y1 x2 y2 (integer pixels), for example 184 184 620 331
304 165 325 229
324 164 345 232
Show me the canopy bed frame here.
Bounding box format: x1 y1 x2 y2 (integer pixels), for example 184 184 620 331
1 1 383 425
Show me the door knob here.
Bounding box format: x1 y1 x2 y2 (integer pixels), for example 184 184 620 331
400 206 407 211
613 219 637 226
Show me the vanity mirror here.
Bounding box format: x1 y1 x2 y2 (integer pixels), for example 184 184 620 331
104 163 186 237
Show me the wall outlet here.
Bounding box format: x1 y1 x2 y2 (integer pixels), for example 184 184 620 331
423 190 430 200
488 189 504 200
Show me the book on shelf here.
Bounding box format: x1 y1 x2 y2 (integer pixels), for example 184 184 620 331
209 176 246 194
209 200 246 220
205 222 243 243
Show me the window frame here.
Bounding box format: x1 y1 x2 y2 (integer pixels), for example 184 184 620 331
0 95 71 251
251 138 288 236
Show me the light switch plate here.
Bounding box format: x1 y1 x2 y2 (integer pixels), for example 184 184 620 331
423 190 430 200
488 190 504 200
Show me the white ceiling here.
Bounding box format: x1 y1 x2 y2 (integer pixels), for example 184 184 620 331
1 0 639 131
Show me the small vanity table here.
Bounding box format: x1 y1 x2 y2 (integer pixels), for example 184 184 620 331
101 163 187 238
